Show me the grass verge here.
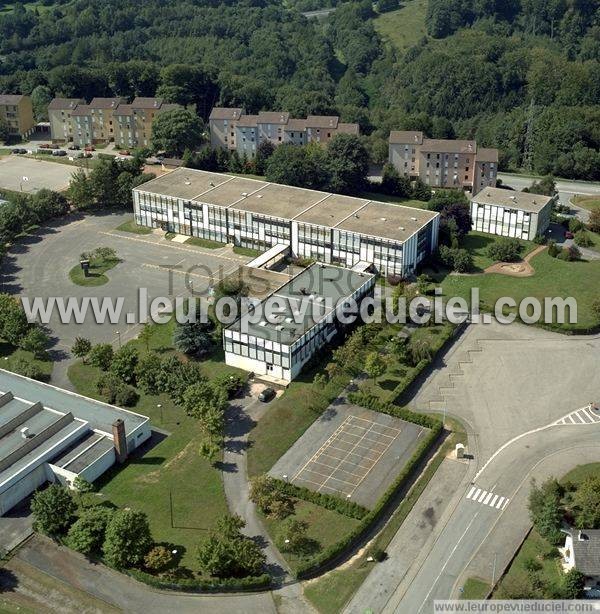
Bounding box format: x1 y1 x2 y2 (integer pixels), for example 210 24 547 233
115 218 152 235
187 236 224 249
68 256 120 286
233 245 262 257
572 195 600 212
461 577 491 599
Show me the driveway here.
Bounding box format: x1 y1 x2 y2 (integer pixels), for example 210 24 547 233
0 497 33 554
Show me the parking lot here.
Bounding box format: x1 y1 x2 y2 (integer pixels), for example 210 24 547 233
0 156 77 193
270 404 427 508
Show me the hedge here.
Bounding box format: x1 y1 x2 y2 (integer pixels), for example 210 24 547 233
126 568 272 592
293 399 443 578
272 479 369 520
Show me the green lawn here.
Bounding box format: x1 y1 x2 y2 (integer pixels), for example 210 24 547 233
374 0 428 52
573 195 600 211
0 342 53 381
461 232 537 272
262 500 360 574
68 256 120 287
232 245 262 257
461 577 491 599
67 319 245 573
431 250 600 332
115 218 152 235
186 236 224 249
561 462 600 484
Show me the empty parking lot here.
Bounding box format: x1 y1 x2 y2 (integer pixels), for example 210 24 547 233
270 404 427 508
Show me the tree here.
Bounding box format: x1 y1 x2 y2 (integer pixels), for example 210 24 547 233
29 189 69 222
134 353 163 395
326 134 370 194
528 478 564 544
486 238 523 262
197 514 266 578
380 163 411 197
0 117 9 143
67 506 114 556
408 338 433 365
428 191 471 242
102 509 153 569
151 108 204 157
68 168 96 210
574 230 592 247
249 475 294 519
365 351 386 383
72 337 92 361
561 569 585 599
30 85 52 121
137 324 154 352
254 140 275 176
87 343 114 370
265 144 326 190
182 381 227 437
588 209 600 234
0 294 30 346
572 476 600 529
412 179 432 201
18 327 49 359
110 345 139 385
31 485 76 537
524 176 557 196
276 518 313 555
172 319 214 357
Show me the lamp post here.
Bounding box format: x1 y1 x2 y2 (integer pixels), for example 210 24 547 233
116 330 121 348
157 403 163 423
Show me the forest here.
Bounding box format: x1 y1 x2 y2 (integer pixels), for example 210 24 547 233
0 0 599 179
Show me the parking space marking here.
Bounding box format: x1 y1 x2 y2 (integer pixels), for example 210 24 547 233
553 405 600 426
291 414 402 498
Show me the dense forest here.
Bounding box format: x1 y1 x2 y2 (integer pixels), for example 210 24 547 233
0 0 599 179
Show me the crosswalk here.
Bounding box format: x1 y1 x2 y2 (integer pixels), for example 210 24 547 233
553 406 600 426
466 485 509 511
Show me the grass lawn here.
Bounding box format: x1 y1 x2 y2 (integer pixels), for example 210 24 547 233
115 218 152 235
461 232 537 272
360 190 429 210
233 245 262 257
561 462 600 484
573 195 600 212
67 319 246 573
68 255 120 287
493 529 563 598
461 577 491 599
304 416 467 613
374 0 428 52
262 500 361 574
431 250 600 332
0 342 53 381
186 236 224 249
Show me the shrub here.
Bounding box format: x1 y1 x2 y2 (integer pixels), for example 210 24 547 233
19 327 49 359
558 245 580 261
144 546 175 573
134 353 164 394
532 234 547 245
588 209 600 233
10 357 45 381
96 372 122 404
110 345 139 385
275 518 317 555
574 230 593 247
114 384 139 407
568 218 585 233
249 475 295 519
72 336 92 360
547 240 560 257
486 237 523 262
103 509 153 569
31 485 76 536
212 372 245 399
438 245 473 272
66 506 114 556
88 343 114 370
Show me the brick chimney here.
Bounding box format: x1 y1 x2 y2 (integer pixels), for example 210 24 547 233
112 419 127 463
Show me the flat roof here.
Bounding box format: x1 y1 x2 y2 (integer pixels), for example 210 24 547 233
225 266 290 300
228 263 373 345
135 168 438 243
0 370 148 434
471 187 553 213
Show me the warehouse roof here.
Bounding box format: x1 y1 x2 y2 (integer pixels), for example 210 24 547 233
471 187 553 213
134 168 438 243
227 263 374 345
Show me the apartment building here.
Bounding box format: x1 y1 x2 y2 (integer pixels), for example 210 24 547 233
388 131 498 194
208 107 243 151
132 168 439 278
209 107 360 154
0 95 35 140
49 96 180 147
470 187 553 241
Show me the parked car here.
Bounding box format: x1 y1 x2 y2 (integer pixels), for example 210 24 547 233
68 145 80 150
38 143 52 149
11 148 26 154
84 146 95 152
51 150 67 156
258 387 276 403
564 231 574 239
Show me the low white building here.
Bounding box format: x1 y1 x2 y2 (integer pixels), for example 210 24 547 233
223 263 375 383
562 529 600 595
470 187 554 241
0 369 151 516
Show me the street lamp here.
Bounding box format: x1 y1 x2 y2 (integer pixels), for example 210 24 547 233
157 403 163 423
115 330 121 348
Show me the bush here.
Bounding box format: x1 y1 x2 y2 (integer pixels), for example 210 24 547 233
125 568 271 591
88 343 114 370
212 372 246 399
144 546 175 573
114 384 139 407
110 345 139 385
66 506 114 556
31 485 76 536
558 245 580 261
568 218 586 233
249 475 295 519
103 509 153 569
72 336 92 360
547 240 560 257
486 237 523 262
574 230 593 247
532 234 547 245
438 245 473 272
10 357 45 381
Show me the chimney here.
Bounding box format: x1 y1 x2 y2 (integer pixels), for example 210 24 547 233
112 419 128 463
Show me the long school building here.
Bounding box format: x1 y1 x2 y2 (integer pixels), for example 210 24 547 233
133 168 439 277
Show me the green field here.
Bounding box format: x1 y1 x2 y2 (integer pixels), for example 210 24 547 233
374 0 428 52
115 218 152 235
461 577 491 599
0 342 53 381
573 195 600 212
429 248 600 332
460 232 537 272
67 319 245 572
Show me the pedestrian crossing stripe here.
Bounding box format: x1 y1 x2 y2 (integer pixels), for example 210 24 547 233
554 406 600 426
466 486 509 510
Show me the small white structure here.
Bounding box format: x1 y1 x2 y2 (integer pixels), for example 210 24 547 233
470 187 554 241
561 529 600 595
455 443 465 459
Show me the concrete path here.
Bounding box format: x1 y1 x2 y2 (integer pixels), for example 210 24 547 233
222 395 290 582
